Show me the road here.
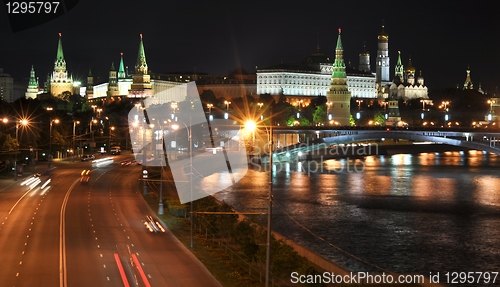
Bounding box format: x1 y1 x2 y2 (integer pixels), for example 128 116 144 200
0 155 221 287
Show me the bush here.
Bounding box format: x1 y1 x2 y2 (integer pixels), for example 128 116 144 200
166 198 186 217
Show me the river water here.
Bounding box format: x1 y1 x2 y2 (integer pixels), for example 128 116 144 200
213 150 500 284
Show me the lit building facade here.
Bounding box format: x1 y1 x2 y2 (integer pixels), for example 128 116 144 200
389 52 429 100
0 68 14 102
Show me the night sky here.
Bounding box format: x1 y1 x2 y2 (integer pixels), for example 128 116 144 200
1 0 499 93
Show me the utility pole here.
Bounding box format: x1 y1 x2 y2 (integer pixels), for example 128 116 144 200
265 107 273 287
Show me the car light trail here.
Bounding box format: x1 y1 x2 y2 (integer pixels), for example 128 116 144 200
114 253 130 287
131 254 152 287
41 179 51 189
92 157 114 167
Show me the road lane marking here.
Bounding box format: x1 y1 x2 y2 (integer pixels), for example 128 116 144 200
131 254 151 287
59 179 79 287
9 189 32 214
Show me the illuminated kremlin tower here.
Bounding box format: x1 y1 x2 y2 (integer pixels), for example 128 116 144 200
326 29 351 126
25 65 38 99
129 34 152 98
118 53 126 79
394 51 404 82
463 66 473 89
376 22 390 91
50 33 73 97
86 69 93 100
107 62 119 102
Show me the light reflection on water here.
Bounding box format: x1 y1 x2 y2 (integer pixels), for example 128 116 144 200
213 152 500 283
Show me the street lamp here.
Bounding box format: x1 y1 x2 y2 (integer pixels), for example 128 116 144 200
356 99 363 111
206 103 213 113
12 119 29 181
73 121 80 162
171 119 194 248
49 119 60 168
90 119 97 154
109 126 115 154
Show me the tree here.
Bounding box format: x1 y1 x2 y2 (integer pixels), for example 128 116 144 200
350 114 355 126
299 117 310 126
374 112 386 125
313 104 328 123
0 133 17 152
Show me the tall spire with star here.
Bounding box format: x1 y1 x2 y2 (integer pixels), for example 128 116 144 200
326 28 351 126
129 34 152 98
50 33 73 97
118 53 126 79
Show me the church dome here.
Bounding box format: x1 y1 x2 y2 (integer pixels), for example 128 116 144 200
378 24 389 39
405 58 415 73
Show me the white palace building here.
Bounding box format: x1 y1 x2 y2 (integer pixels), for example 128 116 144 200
257 47 377 99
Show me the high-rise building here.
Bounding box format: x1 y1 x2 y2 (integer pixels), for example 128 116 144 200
326 29 351 126
0 68 14 102
50 33 73 97
129 34 152 98
25 65 38 99
376 22 390 88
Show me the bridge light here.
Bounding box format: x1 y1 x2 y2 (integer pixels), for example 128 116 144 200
421 113 424 119
385 114 388 119
328 114 332 121
224 113 229 119
386 128 390 131
297 113 300 119
298 151 302 156
356 112 360 119
445 114 449 121
488 114 492 121
286 152 290 157
209 115 213 121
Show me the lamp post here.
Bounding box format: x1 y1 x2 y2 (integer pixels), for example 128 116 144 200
356 99 363 111
73 121 80 162
206 103 213 113
109 126 115 154
224 101 231 148
90 119 97 154
326 102 333 122
487 100 496 122
13 119 28 181
49 119 60 169
265 107 273 287
172 119 193 248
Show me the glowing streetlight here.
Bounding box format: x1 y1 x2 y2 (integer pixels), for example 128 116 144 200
356 99 363 111
73 120 80 162
206 103 213 113
49 119 59 168
244 120 256 131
